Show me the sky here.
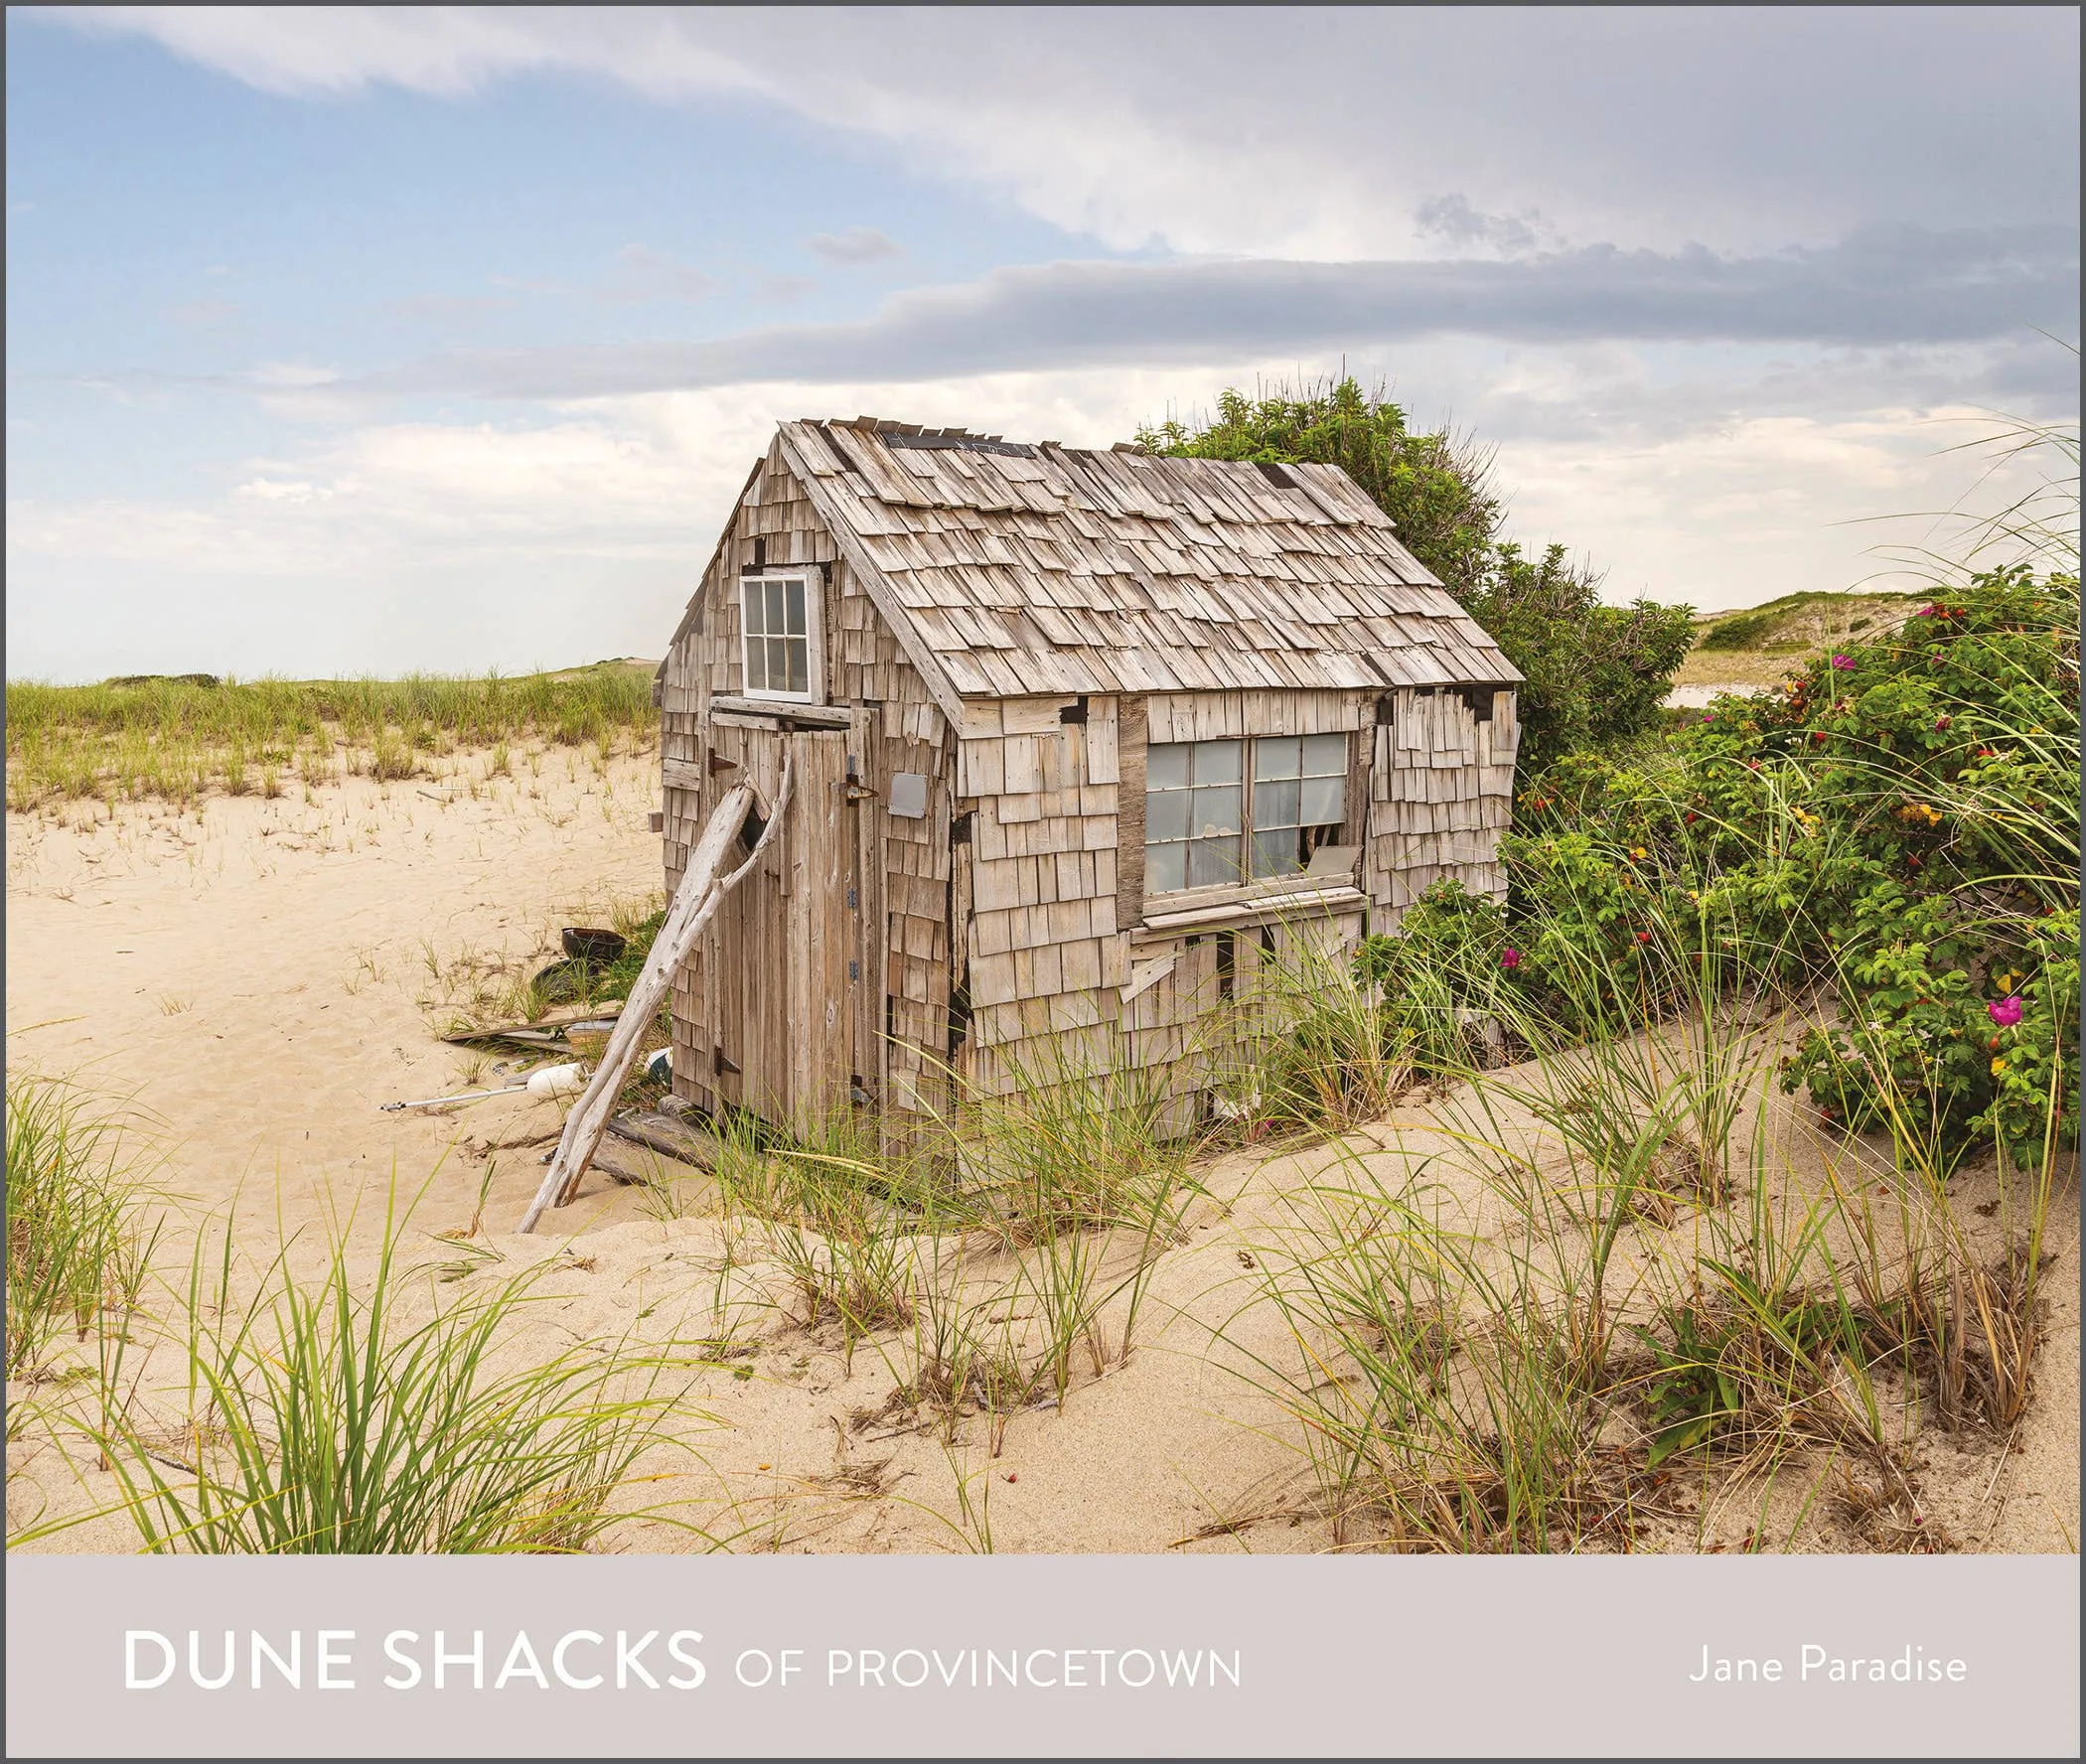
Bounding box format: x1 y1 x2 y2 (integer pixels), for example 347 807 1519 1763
5 6 2078 683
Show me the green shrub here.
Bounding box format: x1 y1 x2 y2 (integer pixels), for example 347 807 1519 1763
1464 543 1698 771
1499 564 2079 1172
1699 611 1773 651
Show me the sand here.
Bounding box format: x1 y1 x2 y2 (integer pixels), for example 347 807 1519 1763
5 750 2077 1554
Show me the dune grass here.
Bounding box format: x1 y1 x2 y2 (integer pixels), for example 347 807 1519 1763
4 1074 163 1384
5 663 657 811
651 1043 1202 1457
51 1183 711 1554
1211 872 2070 1550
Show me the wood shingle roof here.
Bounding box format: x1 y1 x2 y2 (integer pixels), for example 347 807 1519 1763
770 419 1522 701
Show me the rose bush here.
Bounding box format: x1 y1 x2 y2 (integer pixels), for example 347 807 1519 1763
1361 564 2078 1173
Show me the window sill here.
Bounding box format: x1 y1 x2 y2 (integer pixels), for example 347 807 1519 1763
719 689 820 708
710 694 851 728
1134 880 1366 944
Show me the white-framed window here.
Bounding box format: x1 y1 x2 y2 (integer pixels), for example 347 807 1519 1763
1144 733 1347 896
738 573 822 702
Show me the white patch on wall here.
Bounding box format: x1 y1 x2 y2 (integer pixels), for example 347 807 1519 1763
889 772 928 818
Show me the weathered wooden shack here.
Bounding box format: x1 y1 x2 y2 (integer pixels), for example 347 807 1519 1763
653 418 1521 1135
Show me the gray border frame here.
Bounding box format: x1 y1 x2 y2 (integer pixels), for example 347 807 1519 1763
6 1555 2077 1757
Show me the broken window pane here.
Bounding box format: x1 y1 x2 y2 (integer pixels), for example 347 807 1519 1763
1146 733 1348 897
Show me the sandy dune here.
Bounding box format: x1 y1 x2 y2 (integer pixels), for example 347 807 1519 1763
6 752 664 1236
5 751 2076 1554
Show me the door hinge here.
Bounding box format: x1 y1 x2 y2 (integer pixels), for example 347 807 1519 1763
846 886 857 909
712 1045 741 1077
707 749 740 777
848 958 860 980
844 783 879 803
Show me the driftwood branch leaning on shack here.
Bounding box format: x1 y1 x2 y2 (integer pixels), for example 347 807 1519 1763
516 758 797 1234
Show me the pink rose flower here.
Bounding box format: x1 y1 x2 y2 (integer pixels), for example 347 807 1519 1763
1988 996 2023 1028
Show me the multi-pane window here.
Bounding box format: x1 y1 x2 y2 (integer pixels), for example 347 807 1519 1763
1251 734 1348 879
1144 734 1346 896
740 575 813 699
1145 739 1243 894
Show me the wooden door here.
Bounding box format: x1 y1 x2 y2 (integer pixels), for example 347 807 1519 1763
698 722 853 1129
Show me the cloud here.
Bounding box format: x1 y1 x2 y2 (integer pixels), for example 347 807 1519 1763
11 10 2076 681
348 225 2077 403
601 243 719 304
809 225 901 266
246 361 341 388
40 8 2079 258
170 296 238 327
1413 195 1564 259
48 3 767 102
387 292 516 326
235 476 344 503
10 349 2067 613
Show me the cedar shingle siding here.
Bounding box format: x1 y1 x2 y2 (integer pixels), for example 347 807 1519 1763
657 421 1520 1133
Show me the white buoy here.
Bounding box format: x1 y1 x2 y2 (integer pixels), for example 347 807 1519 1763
381 1060 589 1112
526 1062 586 1099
